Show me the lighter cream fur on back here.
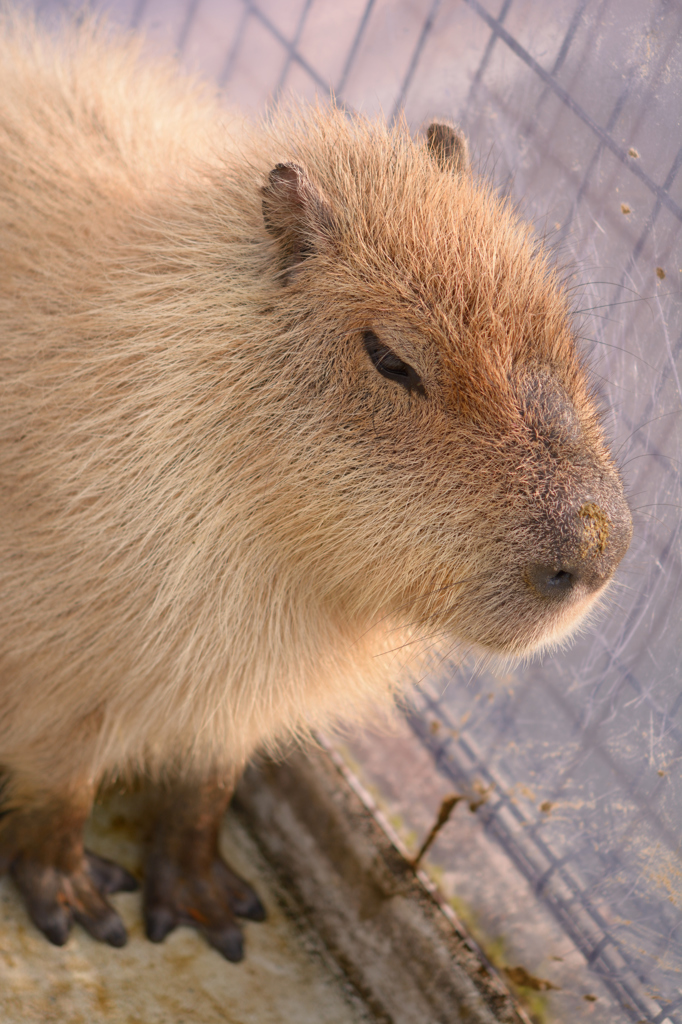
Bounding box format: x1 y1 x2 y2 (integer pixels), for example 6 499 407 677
0 16 421 790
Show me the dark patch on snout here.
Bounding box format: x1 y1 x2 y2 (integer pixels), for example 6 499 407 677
514 371 632 602
519 371 581 449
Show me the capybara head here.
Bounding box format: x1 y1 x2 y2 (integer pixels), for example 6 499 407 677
256 110 632 658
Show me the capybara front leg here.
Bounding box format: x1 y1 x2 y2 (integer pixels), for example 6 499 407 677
144 775 265 962
1 790 137 947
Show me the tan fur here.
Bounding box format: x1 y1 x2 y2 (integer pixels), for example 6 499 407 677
0 15 630 805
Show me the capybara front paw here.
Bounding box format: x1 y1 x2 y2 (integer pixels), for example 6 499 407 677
143 855 265 962
10 850 138 947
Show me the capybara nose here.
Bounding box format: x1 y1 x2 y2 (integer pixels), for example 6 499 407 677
526 496 632 601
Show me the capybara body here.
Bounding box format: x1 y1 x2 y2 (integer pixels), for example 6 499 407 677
0 16 631 953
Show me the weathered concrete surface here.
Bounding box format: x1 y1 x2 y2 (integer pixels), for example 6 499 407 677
235 745 529 1024
0 790 372 1024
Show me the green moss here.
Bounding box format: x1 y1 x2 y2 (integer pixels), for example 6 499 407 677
512 988 551 1024
337 746 556 1023
441 887 554 1024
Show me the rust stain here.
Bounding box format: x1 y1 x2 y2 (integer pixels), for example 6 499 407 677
186 906 211 925
504 965 561 992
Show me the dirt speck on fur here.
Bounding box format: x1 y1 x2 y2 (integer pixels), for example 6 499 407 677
579 502 611 556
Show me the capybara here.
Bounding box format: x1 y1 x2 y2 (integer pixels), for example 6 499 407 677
0 14 632 960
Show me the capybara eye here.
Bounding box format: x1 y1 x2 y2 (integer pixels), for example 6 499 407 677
363 331 426 397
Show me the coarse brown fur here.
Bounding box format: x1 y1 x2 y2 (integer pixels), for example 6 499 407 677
0 13 631 946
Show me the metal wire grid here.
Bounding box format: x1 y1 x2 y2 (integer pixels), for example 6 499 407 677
104 0 681 238
33 0 681 213
404 683 682 1024
25 0 682 1020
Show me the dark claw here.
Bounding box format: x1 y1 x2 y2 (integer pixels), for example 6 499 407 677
74 904 129 947
231 888 266 922
37 905 73 947
145 903 177 943
214 859 266 921
106 923 128 948
86 850 138 894
206 924 244 963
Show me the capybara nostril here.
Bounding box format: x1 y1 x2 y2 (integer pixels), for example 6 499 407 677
527 565 576 600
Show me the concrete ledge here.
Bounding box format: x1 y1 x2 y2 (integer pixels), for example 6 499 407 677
234 743 530 1024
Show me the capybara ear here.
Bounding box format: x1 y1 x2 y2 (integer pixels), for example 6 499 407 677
261 162 335 272
425 122 470 175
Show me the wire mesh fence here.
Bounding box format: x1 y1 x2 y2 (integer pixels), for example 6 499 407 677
23 1 682 1021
